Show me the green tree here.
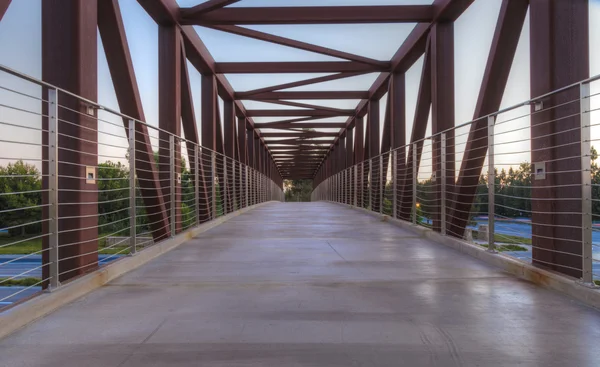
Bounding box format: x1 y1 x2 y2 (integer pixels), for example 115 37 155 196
285 179 313 202
0 161 42 236
97 161 131 235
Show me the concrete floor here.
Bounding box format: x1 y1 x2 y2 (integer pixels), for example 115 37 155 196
1 202 600 366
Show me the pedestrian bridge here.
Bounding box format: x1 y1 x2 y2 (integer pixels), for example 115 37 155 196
2 0 600 365
2 201 600 367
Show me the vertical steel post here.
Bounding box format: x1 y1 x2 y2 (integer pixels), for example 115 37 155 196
361 161 365 207
345 169 349 204
238 162 242 208
392 150 398 219
354 165 358 206
211 151 216 219
380 157 384 214
194 146 200 226
245 165 248 207
48 89 59 289
441 133 447 235
487 116 496 252
369 159 373 211
334 174 337 202
412 143 417 225
581 82 593 283
223 157 228 215
170 135 176 236
128 119 137 254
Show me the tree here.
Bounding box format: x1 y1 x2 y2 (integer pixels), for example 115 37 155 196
285 179 313 202
97 161 131 235
0 161 42 236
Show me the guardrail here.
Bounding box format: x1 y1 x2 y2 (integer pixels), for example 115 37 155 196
0 65 283 309
313 74 600 286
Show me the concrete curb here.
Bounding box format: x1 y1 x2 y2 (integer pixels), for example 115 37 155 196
0 202 274 340
330 201 600 310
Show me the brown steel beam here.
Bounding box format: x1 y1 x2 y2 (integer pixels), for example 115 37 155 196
391 73 406 217
368 99 382 212
258 122 347 130
180 40 211 223
0 0 10 21
177 17 278 164
261 132 340 138
257 100 357 114
317 0 474 177
346 128 354 167
367 100 380 159
184 0 240 17
207 25 385 67
237 117 247 165
223 99 236 212
202 74 218 215
448 0 528 238
180 5 433 25
241 91 369 100
431 22 455 233
42 0 99 284
98 0 172 241
268 140 334 146
247 109 353 117
216 61 388 74
398 37 432 221
381 91 393 155
528 0 588 278
254 117 322 127
247 129 255 169
237 72 367 98
158 24 182 235
137 0 178 25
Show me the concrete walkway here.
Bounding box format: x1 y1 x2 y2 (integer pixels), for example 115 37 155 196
1 202 600 366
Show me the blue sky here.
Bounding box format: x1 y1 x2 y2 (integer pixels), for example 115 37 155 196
0 0 599 174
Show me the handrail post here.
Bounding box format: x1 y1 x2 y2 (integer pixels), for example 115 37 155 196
441 133 447 235
354 165 358 207
487 116 497 253
232 158 236 210
345 169 349 205
223 156 228 214
169 135 176 236
245 165 248 207
211 152 216 219
194 145 200 227
581 82 593 284
369 159 373 211
128 119 136 254
412 143 417 225
380 156 384 215
392 150 397 219
48 88 60 290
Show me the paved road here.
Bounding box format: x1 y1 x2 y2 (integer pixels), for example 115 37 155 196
1 202 600 366
0 255 122 307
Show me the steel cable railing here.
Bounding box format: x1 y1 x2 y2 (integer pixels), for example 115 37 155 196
0 65 283 310
313 75 600 286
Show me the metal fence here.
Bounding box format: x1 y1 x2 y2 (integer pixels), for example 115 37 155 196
313 75 600 286
0 65 283 309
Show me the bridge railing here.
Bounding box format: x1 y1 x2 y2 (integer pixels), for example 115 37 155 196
313 75 600 286
0 65 283 309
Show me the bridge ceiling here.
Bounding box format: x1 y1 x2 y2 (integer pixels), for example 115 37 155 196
136 0 473 180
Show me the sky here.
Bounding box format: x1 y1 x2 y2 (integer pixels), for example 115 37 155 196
0 0 599 178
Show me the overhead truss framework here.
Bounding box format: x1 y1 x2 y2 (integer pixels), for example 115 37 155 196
123 0 482 180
